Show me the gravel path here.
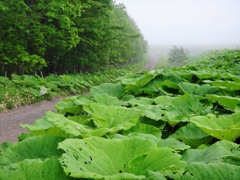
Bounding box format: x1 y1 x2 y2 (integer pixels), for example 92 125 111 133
0 57 159 144
141 56 159 71
0 97 64 143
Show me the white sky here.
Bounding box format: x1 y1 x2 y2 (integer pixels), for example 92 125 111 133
114 0 240 45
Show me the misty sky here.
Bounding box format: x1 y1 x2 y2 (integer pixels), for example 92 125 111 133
114 0 240 45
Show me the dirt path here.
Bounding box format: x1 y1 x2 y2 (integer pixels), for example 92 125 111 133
0 57 159 144
141 56 159 71
0 97 66 144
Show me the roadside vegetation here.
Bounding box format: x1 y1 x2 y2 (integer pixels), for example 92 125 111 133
0 49 239 179
0 56 148 112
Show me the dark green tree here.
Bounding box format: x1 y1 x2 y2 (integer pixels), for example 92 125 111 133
168 46 189 65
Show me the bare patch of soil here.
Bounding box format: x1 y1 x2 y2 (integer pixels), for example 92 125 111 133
141 56 159 71
0 97 64 144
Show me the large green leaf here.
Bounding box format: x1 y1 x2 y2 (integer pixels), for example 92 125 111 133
128 97 154 106
90 83 125 98
206 94 240 112
21 116 69 137
45 112 112 138
191 112 240 141
136 104 165 121
21 117 53 131
180 162 240 180
122 122 162 138
223 72 240 82
122 73 159 95
83 103 142 131
179 82 220 96
0 158 73 180
0 142 14 155
94 93 125 106
182 140 239 163
129 148 186 176
203 80 240 91
163 94 211 126
154 96 175 108
157 138 190 151
123 73 156 93
146 171 167 180
0 135 64 165
58 137 186 179
170 123 212 148
74 94 93 105
58 137 156 179
192 70 221 80
54 97 82 115
135 73 156 87
132 69 183 96
156 80 180 95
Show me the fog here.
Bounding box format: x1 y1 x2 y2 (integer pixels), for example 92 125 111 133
115 0 240 46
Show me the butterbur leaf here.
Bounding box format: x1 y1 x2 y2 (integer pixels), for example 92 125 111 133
164 94 211 126
154 96 175 107
224 155 240 166
203 80 240 91
21 117 53 131
123 73 159 95
74 94 93 105
180 162 240 180
94 93 125 106
135 77 161 95
179 82 220 96
127 133 159 144
90 83 125 98
192 71 220 80
0 142 13 155
21 117 69 137
0 135 64 165
54 97 82 115
129 148 186 175
182 140 239 163
67 115 91 125
58 137 156 179
120 73 142 85
191 112 240 141
157 80 180 95
136 104 165 121
124 73 156 93
83 103 142 131
206 94 240 112
123 122 161 138
45 112 112 138
146 170 167 180
169 123 212 148
135 74 156 87
157 138 190 151
0 158 73 180
128 97 154 106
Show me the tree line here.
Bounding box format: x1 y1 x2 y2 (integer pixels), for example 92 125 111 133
0 0 147 76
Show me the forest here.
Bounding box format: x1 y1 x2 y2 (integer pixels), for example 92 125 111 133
0 0 147 76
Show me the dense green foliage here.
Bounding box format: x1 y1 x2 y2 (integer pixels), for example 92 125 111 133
0 0 147 75
0 59 147 112
0 49 240 179
168 46 189 65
